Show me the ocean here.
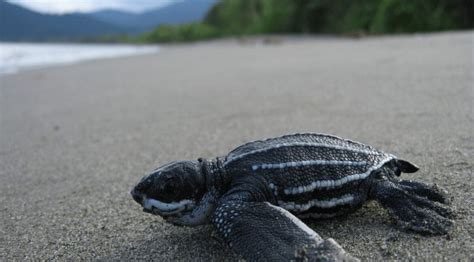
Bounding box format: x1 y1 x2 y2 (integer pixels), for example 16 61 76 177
0 42 160 74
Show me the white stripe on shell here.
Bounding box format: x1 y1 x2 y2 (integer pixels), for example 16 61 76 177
224 142 381 167
252 160 367 171
143 198 194 212
278 194 354 212
282 156 394 195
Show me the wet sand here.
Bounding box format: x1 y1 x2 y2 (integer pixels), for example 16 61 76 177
1 31 473 260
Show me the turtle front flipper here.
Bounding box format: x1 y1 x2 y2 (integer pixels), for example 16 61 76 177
212 176 357 262
371 179 455 235
212 200 356 261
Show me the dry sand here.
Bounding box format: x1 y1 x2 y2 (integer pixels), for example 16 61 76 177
1 31 473 261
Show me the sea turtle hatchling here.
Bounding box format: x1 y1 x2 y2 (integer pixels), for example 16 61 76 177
131 133 454 261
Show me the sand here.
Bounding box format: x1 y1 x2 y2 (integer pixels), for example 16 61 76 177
1 31 473 261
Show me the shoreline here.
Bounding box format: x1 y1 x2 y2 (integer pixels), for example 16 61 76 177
0 42 160 75
3 30 471 76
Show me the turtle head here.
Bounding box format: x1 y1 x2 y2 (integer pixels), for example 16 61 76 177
131 160 215 226
131 160 204 215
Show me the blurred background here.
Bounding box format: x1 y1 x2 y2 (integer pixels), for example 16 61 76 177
1 1 473 260
1 0 472 72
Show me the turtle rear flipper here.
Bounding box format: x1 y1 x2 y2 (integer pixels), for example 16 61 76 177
371 179 454 235
398 180 450 204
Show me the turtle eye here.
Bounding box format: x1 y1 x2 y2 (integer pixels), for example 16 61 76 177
160 176 180 200
164 181 176 195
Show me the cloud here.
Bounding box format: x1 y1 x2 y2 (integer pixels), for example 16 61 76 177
7 0 178 14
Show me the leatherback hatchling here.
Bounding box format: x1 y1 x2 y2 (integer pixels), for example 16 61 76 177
131 133 454 261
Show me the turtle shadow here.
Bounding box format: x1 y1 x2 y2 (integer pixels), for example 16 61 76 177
303 203 390 233
301 203 400 256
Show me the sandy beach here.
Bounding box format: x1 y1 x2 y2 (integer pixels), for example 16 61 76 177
1 31 473 260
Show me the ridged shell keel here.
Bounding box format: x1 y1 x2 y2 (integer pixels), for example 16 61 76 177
222 133 395 216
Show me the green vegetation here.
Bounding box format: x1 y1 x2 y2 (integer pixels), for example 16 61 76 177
138 0 473 43
138 23 220 43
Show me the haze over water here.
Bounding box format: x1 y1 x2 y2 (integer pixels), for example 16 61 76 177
0 43 159 74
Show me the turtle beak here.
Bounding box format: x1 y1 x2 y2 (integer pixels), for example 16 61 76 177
131 188 143 205
131 173 153 205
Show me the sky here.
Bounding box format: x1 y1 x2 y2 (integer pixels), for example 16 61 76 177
7 0 179 14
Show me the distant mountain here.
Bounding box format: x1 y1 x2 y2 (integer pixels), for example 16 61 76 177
0 1 131 41
87 9 137 28
0 0 217 41
90 0 217 32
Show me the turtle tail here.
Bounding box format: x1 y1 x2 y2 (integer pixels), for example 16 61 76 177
396 159 419 173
